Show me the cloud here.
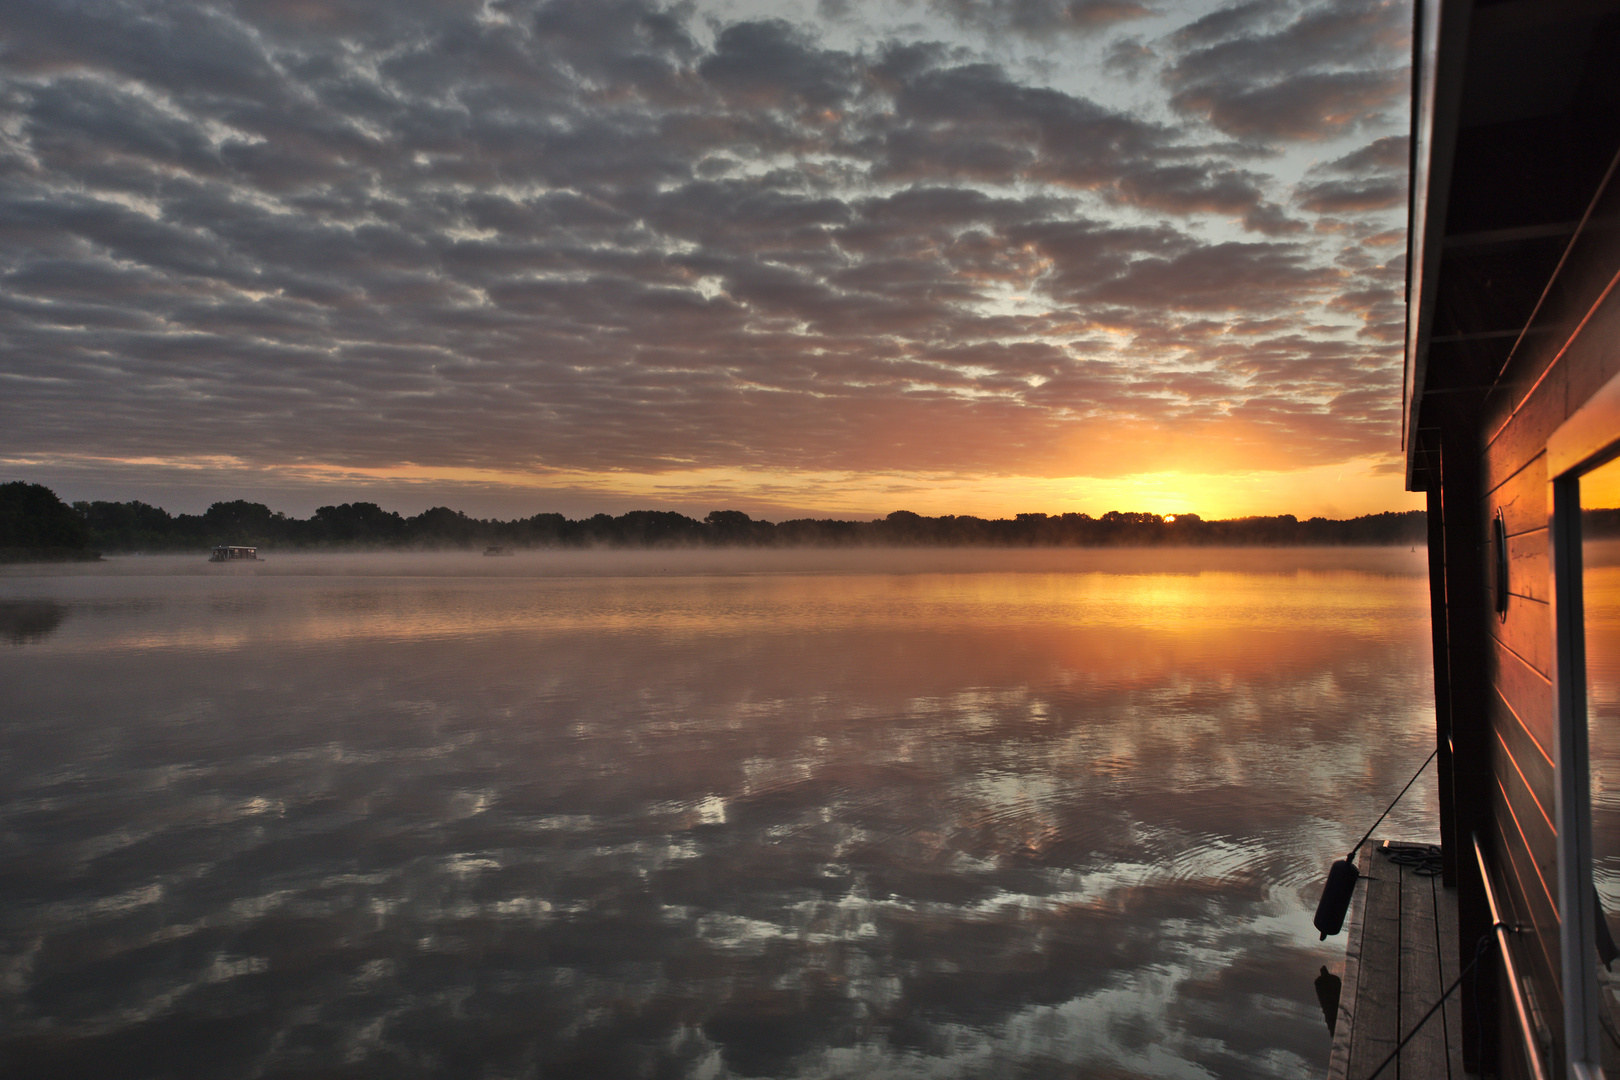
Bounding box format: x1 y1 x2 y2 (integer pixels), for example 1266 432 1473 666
1171 68 1405 143
866 53 1306 225
1089 241 1343 312
699 19 857 111
871 56 1173 188
1113 163 1269 215
1103 36 1156 78
1293 132 1407 212
0 0 1412 514
1320 133 1409 173
928 0 1156 37
1296 177 1404 213
1169 1 1280 48
1166 0 1408 87
1242 201 1307 235
1164 0 1410 143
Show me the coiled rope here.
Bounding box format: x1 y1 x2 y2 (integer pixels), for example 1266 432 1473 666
1383 842 1444 877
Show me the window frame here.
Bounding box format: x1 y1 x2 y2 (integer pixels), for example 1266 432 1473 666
1547 369 1620 1078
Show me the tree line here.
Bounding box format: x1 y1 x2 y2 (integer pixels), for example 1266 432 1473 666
34 489 1430 552
2 481 1436 558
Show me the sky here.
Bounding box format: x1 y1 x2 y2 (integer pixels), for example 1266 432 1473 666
0 0 1422 521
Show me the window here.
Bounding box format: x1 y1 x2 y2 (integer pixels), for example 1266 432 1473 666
1549 373 1620 1077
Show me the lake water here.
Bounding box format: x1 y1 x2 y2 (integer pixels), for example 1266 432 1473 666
0 548 1438 1079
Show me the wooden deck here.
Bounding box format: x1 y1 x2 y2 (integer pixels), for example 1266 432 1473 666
1327 841 1467 1080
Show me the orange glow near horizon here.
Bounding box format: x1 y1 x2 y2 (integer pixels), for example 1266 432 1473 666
13 452 1425 521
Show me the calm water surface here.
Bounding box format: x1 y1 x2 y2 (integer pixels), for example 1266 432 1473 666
0 548 1438 1079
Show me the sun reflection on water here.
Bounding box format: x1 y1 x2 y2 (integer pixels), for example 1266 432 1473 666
0 549 1435 1079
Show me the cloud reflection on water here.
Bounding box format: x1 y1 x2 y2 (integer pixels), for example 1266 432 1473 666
0 550 1435 1078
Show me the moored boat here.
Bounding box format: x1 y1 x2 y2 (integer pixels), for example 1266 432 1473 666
208 545 259 562
1333 3 1620 1076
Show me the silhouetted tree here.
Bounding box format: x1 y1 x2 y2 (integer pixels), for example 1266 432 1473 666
200 500 281 545
880 510 926 544
705 510 773 545
75 499 177 551
520 513 569 546
408 507 480 546
312 502 407 545
10 486 1430 553
0 482 94 559
616 510 706 547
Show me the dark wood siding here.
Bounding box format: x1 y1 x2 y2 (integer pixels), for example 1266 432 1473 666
1405 2 1620 1071
1466 168 1620 1073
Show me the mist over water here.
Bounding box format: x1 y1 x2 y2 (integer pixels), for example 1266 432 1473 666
13 545 1430 580
0 549 1437 1079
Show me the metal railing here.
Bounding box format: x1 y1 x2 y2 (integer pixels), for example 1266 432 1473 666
1473 832 1551 1080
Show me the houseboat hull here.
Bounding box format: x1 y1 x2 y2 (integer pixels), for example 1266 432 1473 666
1392 1 1620 1076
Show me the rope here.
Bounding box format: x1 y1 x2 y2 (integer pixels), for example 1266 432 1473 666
1384 843 1444 877
1363 929 1496 1080
1347 747 1438 862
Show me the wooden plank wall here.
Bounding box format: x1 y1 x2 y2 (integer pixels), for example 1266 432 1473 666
1470 196 1620 1077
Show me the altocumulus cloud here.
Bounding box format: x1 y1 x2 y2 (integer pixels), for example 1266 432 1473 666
0 0 1412 511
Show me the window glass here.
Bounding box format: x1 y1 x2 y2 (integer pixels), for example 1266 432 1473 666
1581 455 1620 1035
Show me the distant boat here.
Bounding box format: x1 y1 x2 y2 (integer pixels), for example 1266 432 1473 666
209 545 259 562
483 546 515 557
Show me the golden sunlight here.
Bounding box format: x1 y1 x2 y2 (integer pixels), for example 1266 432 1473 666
35 452 1422 522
